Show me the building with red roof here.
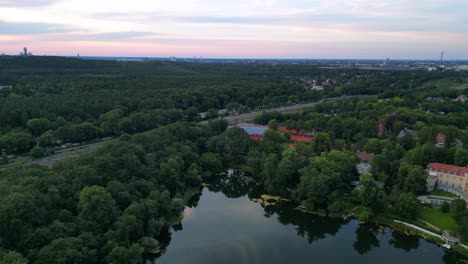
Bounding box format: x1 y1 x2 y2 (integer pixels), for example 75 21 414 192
455 95 466 103
426 163 468 200
249 134 263 141
436 133 446 146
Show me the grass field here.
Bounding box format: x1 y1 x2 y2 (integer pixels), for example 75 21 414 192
430 189 459 198
420 207 458 231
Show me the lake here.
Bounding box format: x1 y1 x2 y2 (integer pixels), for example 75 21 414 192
155 173 467 264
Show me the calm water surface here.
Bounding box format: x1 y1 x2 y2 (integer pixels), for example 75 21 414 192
155 173 466 264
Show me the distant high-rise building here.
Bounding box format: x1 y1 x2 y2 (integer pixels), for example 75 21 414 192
20 47 32 56
440 51 444 62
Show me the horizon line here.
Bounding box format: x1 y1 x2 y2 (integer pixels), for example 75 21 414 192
3 54 468 62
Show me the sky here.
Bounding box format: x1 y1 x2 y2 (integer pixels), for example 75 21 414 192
0 0 467 59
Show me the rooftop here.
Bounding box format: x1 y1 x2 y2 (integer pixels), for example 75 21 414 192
356 150 374 163
427 163 468 176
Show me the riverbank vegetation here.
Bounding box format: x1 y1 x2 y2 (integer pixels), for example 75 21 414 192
0 56 467 262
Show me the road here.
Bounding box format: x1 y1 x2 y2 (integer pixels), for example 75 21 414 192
1 141 111 169
30 141 107 167
2 95 369 168
206 95 370 125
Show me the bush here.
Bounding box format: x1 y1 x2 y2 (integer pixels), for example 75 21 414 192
441 202 450 213
450 199 467 220
358 209 372 222
30 146 45 158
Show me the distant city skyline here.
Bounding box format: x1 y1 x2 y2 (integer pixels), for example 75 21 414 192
1 0 467 59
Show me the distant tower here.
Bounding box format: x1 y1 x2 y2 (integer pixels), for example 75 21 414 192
23 47 28 56
440 51 444 63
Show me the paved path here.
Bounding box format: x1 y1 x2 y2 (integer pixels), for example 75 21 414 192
393 220 441 238
395 220 468 249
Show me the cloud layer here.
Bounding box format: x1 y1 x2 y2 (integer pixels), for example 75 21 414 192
0 0 58 7
0 0 467 58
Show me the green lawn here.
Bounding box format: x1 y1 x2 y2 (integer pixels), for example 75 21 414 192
420 207 458 231
430 189 459 198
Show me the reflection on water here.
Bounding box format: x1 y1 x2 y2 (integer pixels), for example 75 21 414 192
153 171 468 264
353 224 380 255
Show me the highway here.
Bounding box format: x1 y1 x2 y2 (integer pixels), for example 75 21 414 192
206 95 370 125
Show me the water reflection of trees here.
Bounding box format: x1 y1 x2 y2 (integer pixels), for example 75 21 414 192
265 203 343 243
389 231 419 252
353 224 380 255
206 170 250 198
154 174 468 264
443 251 468 264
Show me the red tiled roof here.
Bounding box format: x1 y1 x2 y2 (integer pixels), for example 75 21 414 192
427 163 468 176
249 134 263 141
356 150 373 162
436 133 446 139
291 135 313 143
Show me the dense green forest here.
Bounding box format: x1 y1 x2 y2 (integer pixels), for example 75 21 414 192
1 56 465 157
0 56 467 263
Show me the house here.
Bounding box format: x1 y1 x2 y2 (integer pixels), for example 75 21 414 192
436 132 446 146
249 134 263 141
198 112 208 119
455 95 466 103
417 195 456 207
356 150 374 175
426 163 468 201
311 85 324 91
397 128 418 139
